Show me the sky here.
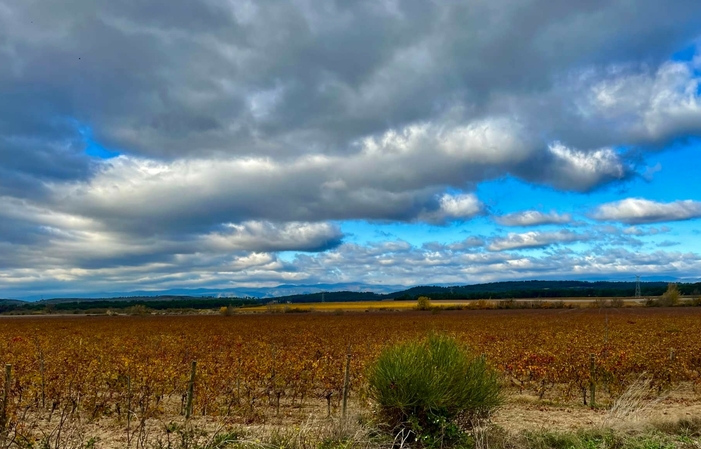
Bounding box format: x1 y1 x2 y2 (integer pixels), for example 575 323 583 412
2 0 701 298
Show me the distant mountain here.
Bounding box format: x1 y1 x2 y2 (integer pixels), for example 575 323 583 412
8 283 404 301
4 280 700 308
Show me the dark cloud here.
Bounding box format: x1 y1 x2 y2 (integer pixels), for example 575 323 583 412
4 0 701 160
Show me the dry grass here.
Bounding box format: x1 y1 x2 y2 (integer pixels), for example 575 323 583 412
2 395 701 449
600 374 665 427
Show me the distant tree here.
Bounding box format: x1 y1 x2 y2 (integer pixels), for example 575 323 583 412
219 305 236 316
692 289 701 307
417 296 432 310
661 283 680 307
125 304 150 316
648 283 681 307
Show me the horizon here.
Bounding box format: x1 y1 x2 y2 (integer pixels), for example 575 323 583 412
4 278 692 302
2 1 701 298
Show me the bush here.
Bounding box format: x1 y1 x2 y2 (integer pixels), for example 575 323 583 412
366 335 501 445
661 283 680 306
219 305 236 316
647 283 681 307
417 296 432 310
610 297 624 308
125 304 150 316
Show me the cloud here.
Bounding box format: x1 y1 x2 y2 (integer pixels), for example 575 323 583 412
55 154 492 231
1 222 700 297
2 0 701 294
592 198 701 224
657 240 680 247
289 243 701 288
419 193 483 224
423 237 485 252
203 221 343 252
0 196 343 276
487 230 588 251
582 59 701 145
538 143 628 191
642 163 662 181
622 225 671 236
2 1 700 187
495 210 572 226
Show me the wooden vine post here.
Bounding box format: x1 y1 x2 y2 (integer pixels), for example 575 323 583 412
341 346 352 419
589 354 596 408
0 364 11 430
126 376 132 445
185 361 197 419
33 337 46 409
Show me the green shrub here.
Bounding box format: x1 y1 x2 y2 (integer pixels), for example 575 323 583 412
366 335 501 445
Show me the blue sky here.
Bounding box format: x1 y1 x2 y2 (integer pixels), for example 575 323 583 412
2 1 701 298
337 140 701 249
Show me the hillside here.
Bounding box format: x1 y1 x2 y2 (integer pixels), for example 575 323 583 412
2 280 699 313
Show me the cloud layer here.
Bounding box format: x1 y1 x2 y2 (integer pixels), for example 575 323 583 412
1 0 701 295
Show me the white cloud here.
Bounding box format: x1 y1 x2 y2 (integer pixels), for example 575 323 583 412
419 193 483 224
622 225 671 236
204 221 343 252
586 59 701 143
592 198 701 224
487 230 588 251
544 143 627 191
494 210 572 226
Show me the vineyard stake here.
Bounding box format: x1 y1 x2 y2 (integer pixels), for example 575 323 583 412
39 351 45 409
342 347 352 419
33 337 46 409
237 354 242 406
589 354 596 408
271 345 277 413
186 360 197 419
0 364 11 430
126 376 132 448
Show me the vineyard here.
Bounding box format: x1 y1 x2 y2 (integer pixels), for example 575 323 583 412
0 308 700 427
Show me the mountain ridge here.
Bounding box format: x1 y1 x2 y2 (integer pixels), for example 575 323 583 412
5 279 700 305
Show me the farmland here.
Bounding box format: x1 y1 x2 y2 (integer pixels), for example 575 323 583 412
0 307 700 447
239 298 647 312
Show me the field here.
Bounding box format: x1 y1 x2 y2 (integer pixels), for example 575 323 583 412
239 298 647 312
0 307 700 447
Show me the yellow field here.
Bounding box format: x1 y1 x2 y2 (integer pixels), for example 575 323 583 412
239 297 645 312
240 300 418 312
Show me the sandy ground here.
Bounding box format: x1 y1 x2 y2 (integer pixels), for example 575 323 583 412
494 385 701 432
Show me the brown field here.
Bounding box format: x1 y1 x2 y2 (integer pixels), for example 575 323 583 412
0 307 700 447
